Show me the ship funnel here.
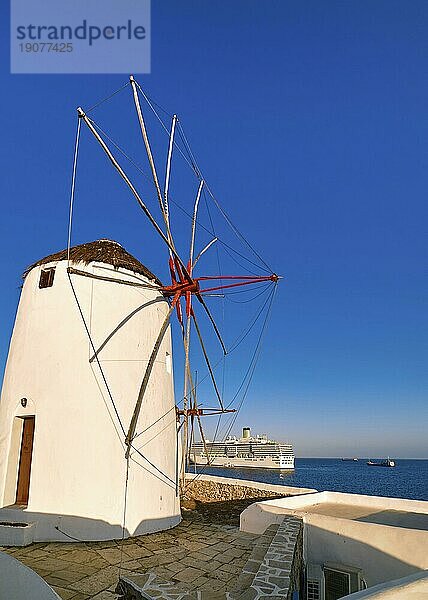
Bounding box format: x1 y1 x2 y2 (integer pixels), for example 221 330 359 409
242 427 251 439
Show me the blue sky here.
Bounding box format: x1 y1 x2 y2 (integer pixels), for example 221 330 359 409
0 1 427 457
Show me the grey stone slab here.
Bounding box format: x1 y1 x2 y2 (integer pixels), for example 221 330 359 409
122 545 155 560
94 548 125 565
174 567 205 583
210 570 235 583
91 593 120 600
218 563 240 575
264 575 290 588
235 589 257 600
241 560 260 575
197 560 222 573
51 586 77 600
198 592 227 600
166 562 187 575
209 543 231 553
67 565 120 595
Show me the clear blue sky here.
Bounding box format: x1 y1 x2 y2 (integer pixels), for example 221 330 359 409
0 1 427 458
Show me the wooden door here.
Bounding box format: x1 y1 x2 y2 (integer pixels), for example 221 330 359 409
15 416 35 505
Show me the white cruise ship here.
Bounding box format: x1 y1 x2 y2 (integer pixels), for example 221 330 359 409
189 427 295 470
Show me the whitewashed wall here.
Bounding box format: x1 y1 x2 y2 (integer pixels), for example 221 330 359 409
240 491 428 588
0 258 181 541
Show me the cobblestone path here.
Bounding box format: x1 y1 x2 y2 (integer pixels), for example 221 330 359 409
1 513 258 599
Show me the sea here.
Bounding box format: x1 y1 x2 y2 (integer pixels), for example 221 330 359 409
192 458 428 501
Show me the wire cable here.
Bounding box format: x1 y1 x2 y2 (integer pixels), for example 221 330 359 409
135 79 274 274
183 285 277 490
222 284 277 436
176 119 273 273
83 79 275 276
67 271 126 438
86 81 130 113
86 113 272 276
119 455 130 575
67 118 81 265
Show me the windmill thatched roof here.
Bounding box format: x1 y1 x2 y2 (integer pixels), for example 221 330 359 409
23 239 161 284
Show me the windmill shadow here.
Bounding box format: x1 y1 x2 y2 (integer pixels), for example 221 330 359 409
89 297 165 363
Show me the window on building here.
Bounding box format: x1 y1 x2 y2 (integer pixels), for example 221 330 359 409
39 268 55 289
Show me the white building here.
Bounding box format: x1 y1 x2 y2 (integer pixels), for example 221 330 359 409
0 240 181 542
241 489 428 599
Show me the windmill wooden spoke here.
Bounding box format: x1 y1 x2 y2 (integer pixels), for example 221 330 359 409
195 411 211 465
189 409 195 467
125 294 179 457
193 237 218 268
78 81 279 480
190 180 204 266
77 108 192 283
164 114 177 257
64 79 280 518
180 284 193 478
195 293 227 355
183 368 213 468
129 76 173 246
190 308 224 410
197 274 279 294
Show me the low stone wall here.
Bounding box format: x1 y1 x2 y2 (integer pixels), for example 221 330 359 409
183 479 280 503
183 474 316 504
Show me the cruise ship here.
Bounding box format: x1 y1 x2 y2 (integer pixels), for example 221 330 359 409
189 427 295 470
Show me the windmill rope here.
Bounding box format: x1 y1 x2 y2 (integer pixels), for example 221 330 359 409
174 282 274 408
134 80 274 274
177 121 202 178
130 446 177 487
67 271 126 439
67 117 81 266
168 196 270 274
221 284 277 441
134 418 176 452
175 119 273 273
86 81 130 113
202 186 226 402
88 117 150 181
71 82 280 494
118 455 130 576
225 282 273 302
129 455 177 491
132 405 176 440
87 116 266 275
84 80 274 276
67 273 176 546
135 82 198 174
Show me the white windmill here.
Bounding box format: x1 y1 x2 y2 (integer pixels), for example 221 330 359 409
0 77 279 544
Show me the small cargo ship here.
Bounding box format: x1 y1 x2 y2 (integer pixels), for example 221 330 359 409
342 457 359 461
367 457 396 467
189 427 295 470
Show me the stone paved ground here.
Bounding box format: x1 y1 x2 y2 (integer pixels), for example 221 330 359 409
1 511 258 600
